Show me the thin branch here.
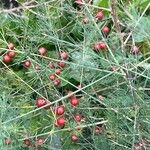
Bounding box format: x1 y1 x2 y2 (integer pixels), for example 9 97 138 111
110 0 124 51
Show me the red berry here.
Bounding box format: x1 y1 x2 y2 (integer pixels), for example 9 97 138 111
35 98 47 108
131 46 139 54
55 106 65 115
53 79 61 86
102 26 110 33
55 69 61 75
7 43 15 50
49 62 54 69
8 51 16 58
99 42 107 49
93 43 101 51
58 61 66 68
24 139 31 147
3 54 12 63
49 74 55 81
71 135 78 142
95 11 104 20
56 117 65 126
60 51 68 60
74 114 82 122
38 47 47 55
23 60 31 68
4 138 12 145
36 138 44 146
93 42 106 50
70 97 79 107
69 95 77 100
95 127 103 134
83 16 88 24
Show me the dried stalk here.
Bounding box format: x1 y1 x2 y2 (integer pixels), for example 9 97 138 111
110 0 124 51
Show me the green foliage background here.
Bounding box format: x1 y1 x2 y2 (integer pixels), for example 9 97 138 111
0 0 150 149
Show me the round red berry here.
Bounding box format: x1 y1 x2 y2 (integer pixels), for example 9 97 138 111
38 47 47 55
55 106 65 115
23 60 31 68
49 62 54 69
74 114 82 122
55 69 61 75
24 139 31 147
95 127 103 134
35 98 47 108
7 43 15 50
102 26 110 33
99 42 107 49
53 79 61 86
58 61 66 68
60 51 68 60
93 43 101 51
36 138 44 146
8 51 16 58
95 11 104 20
71 135 78 142
70 97 79 107
3 54 12 63
56 117 65 126
49 74 55 81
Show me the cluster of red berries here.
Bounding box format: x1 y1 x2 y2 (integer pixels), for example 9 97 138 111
93 41 107 51
5 137 44 148
54 93 81 127
83 10 105 24
34 91 103 142
81 10 110 52
2 43 47 68
94 10 109 51
23 47 47 69
2 43 16 63
49 51 69 87
35 91 82 143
